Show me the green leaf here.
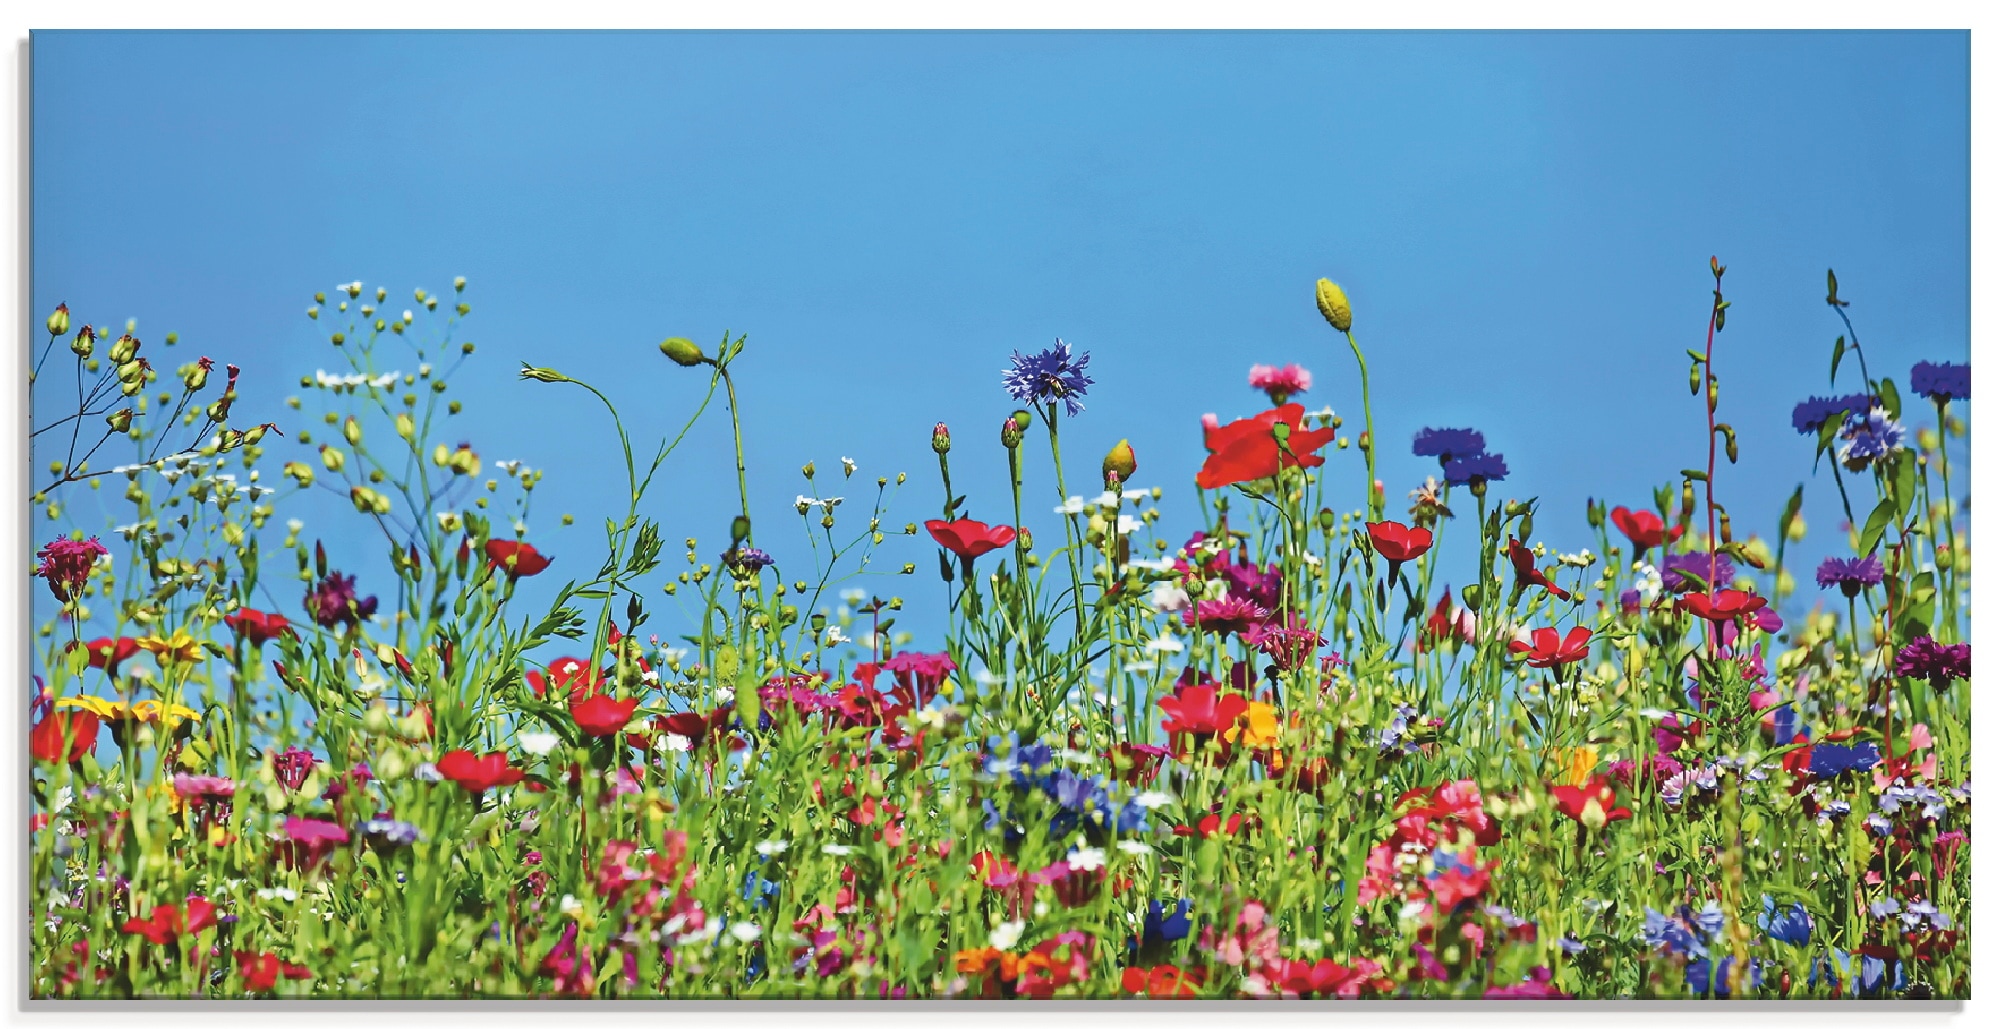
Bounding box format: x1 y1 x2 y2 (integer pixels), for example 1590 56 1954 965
1830 336 1845 386
1827 268 1841 305
1892 450 1918 523
1779 485 1804 537
1878 377 1902 421
1858 498 1897 557
1679 469 1708 482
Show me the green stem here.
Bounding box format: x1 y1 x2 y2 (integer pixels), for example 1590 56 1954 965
1341 329 1381 521
1042 403 1087 643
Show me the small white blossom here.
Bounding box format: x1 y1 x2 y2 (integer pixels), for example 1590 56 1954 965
989 921 1025 950
1134 790 1175 809
729 922 763 943
518 732 559 756
1116 839 1153 857
822 843 853 857
1143 632 1185 654
1066 846 1107 872
755 839 789 857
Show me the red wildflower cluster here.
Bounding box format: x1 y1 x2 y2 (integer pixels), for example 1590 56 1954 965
122 897 217 946
1195 403 1337 490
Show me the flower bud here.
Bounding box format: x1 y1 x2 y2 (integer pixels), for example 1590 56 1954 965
283 461 315 487
108 333 139 364
802 461 816 479
1315 279 1352 333
362 703 394 735
1787 513 1808 542
395 412 416 441
320 445 347 473
180 358 211 392
69 325 95 359
46 303 69 337
105 409 133 432
518 365 570 383
659 337 707 367
932 422 951 455
1317 507 1336 532
343 416 363 446
1102 439 1137 485
730 515 752 545
1001 416 1024 450
432 444 450 466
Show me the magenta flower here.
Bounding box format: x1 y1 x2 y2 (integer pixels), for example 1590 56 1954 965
36 536 108 603
304 572 378 629
272 748 317 791
1248 363 1312 404
1895 635 1970 692
1188 595 1270 637
279 817 350 871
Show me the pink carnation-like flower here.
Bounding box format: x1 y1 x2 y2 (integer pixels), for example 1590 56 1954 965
36 536 108 603
1248 363 1313 404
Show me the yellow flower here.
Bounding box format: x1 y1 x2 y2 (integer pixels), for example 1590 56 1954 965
127 699 202 728
136 632 203 664
1551 745 1600 787
55 695 120 718
1222 701 1280 749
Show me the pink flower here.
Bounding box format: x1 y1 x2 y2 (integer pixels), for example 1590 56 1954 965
36 536 108 603
1188 595 1269 637
1248 363 1313 405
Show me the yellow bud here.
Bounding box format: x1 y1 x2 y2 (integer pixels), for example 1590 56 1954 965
1315 278 1352 332
432 444 450 466
1102 438 1137 485
1786 513 1808 542
343 416 363 445
659 337 707 367
320 446 346 473
395 412 416 440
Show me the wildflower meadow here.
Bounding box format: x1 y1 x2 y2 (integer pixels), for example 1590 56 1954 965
25 264 1970 1000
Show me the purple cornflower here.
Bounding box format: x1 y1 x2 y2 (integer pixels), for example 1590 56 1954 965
1412 427 1486 463
304 571 378 629
1002 338 1093 416
1442 452 1507 486
1790 393 1875 435
1838 408 1906 469
1660 551 1734 593
722 546 775 576
1909 360 1970 402
1894 634 1970 692
1815 554 1884 597
1644 903 1724 957
360 817 422 848
1808 741 1880 778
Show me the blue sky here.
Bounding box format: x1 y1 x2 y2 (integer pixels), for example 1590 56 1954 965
31 30 1969 652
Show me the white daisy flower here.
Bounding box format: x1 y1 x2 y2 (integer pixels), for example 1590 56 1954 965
518 732 559 756
988 921 1025 950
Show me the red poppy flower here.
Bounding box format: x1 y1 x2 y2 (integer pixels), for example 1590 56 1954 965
76 636 139 675
1158 685 1249 751
660 708 745 752
1171 812 1247 839
1195 403 1337 490
1677 588 1768 625
527 657 603 701
1505 537 1573 601
121 897 218 945
569 693 639 737
1547 776 1633 828
485 539 553 578
1121 964 1206 998
1610 505 1682 551
436 749 525 793
223 608 293 646
234 950 312 993
925 518 1017 560
1366 520 1434 563
1508 625 1592 669
30 710 100 765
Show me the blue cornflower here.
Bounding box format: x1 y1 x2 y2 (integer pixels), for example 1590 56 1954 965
1660 551 1734 593
1442 452 1507 486
1815 554 1884 596
1685 955 1762 997
1790 393 1876 435
1807 741 1880 778
1002 338 1094 416
360 817 421 847
1143 899 1193 945
1910 360 1970 402
1759 896 1813 946
1837 408 1906 468
1643 903 1723 958
740 870 780 909
1412 427 1486 463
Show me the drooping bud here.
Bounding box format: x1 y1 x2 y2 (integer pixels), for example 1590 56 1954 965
518 365 570 384
105 409 133 432
1315 279 1352 333
932 422 952 455
659 337 707 367
1102 439 1137 486
46 303 69 337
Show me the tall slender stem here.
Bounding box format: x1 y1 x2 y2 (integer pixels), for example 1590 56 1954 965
1342 329 1381 521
